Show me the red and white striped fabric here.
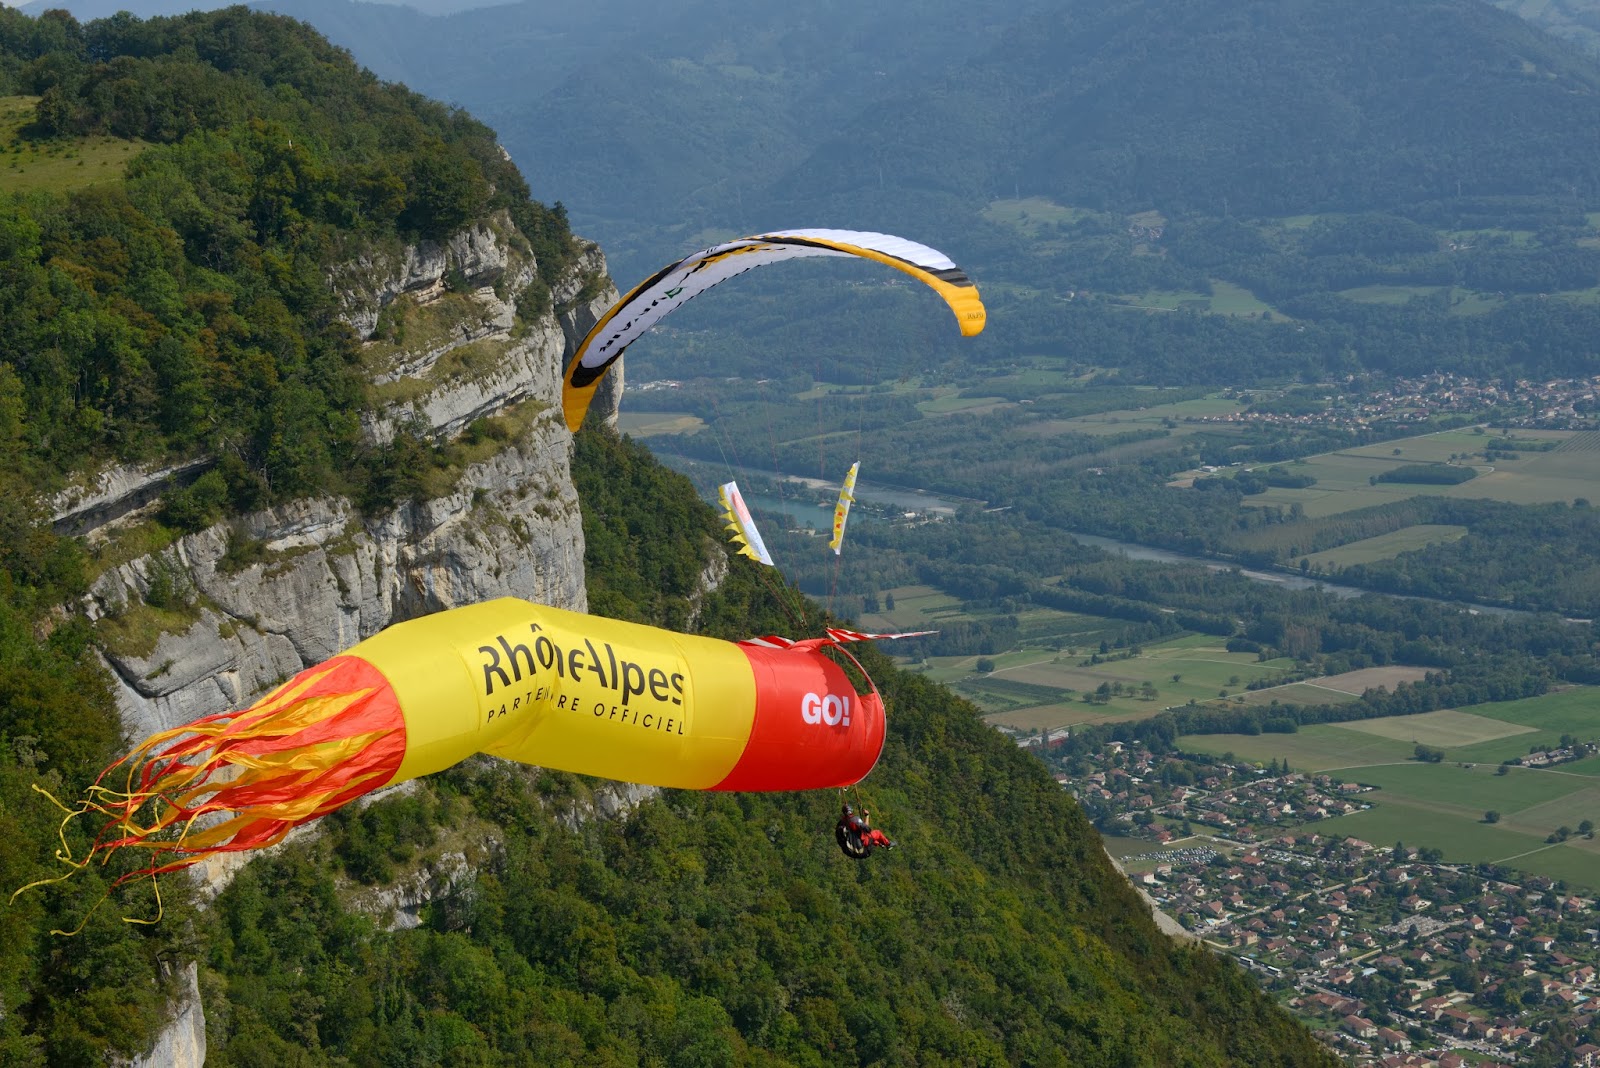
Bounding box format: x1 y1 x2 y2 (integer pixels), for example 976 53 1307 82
738 628 936 650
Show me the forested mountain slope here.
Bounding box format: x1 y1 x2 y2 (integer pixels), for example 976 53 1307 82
0 9 1337 1065
782 0 1600 219
1493 0 1600 55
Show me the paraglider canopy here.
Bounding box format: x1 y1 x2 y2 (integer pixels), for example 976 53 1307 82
562 228 986 431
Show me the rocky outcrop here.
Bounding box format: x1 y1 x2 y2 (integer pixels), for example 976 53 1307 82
90 416 586 739
332 216 622 444
80 217 615 738
331 215 525 343
360 849 476 931
124 962 204 1068
49 457 215 537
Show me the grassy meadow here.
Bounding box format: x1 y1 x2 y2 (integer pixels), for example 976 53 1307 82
0 96 146 195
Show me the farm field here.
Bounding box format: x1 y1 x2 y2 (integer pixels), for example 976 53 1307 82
1447 687 1600 764
615 412 707 436
1310 808 1557 869
857 584 968 631
1177 724 1420 771
1336 284 1446 304
917 392 1008 414
1182 688 1600 770
1113 282 1286 319
1228 665 1433 708
1245 427 1598 517
1031 394 1245 438
980 196 1089 236
1337 762 1578 811
863 587 1146 653
1208 280 1283 317
1233 682 1361 708
1302 524 1469 568
1336 708 1535 748
1314 666 1437 694
1180 686 1600 889
923 631 1303 730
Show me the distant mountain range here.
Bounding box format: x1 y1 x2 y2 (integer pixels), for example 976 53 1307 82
20 0 1598 284
168 0 1597 289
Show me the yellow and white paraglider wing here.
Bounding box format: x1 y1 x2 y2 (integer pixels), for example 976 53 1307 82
717 480 774 566
828 461 860 556
561 229 986 431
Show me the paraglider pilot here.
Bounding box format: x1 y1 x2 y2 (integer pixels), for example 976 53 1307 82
835 803 894 859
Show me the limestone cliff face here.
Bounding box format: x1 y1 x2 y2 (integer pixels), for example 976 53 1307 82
126 964 204 1068
79 216 621 742
89 429 587 740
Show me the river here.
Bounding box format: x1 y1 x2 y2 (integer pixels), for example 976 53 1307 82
1066 533 1536 619
658 457 979 522
665 457 1543 620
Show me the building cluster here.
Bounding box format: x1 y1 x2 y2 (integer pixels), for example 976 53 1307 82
1517 743 1597 769
1199 373 1600 433
1065 743 1371 845
1153 839 1598 1065
1056 740 1600 1065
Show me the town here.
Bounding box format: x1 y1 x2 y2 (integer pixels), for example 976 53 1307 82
1197 374 1600 434
1054 739 1600 1066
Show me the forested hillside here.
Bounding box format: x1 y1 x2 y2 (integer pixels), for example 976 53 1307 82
0 9 1339 1065
1493 0 1600 54
191 430 1337 1067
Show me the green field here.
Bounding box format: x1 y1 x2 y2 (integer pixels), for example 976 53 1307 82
858 584 973 631
921 631 1303 729
1310 807 1556 864
1336 284 1446 304
1115 284 1285 319
1340 762 1577 809
1233 682 1362 708
1033 394 1246 439
1182 688 1600 770
980 196 1090 237
917 392 1007 414
1450 687 1600 763
1245 427 1599 517
1328 285 1521 318
1302 524 1469 568
1207 280 1284 317
861 585 1264 729
615 411 707 436
1336 707 1534 747
1178 725 1419 771
1179 686 1600 889
0 96 146 195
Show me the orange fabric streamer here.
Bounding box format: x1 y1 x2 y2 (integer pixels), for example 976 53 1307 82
73 656 406 884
